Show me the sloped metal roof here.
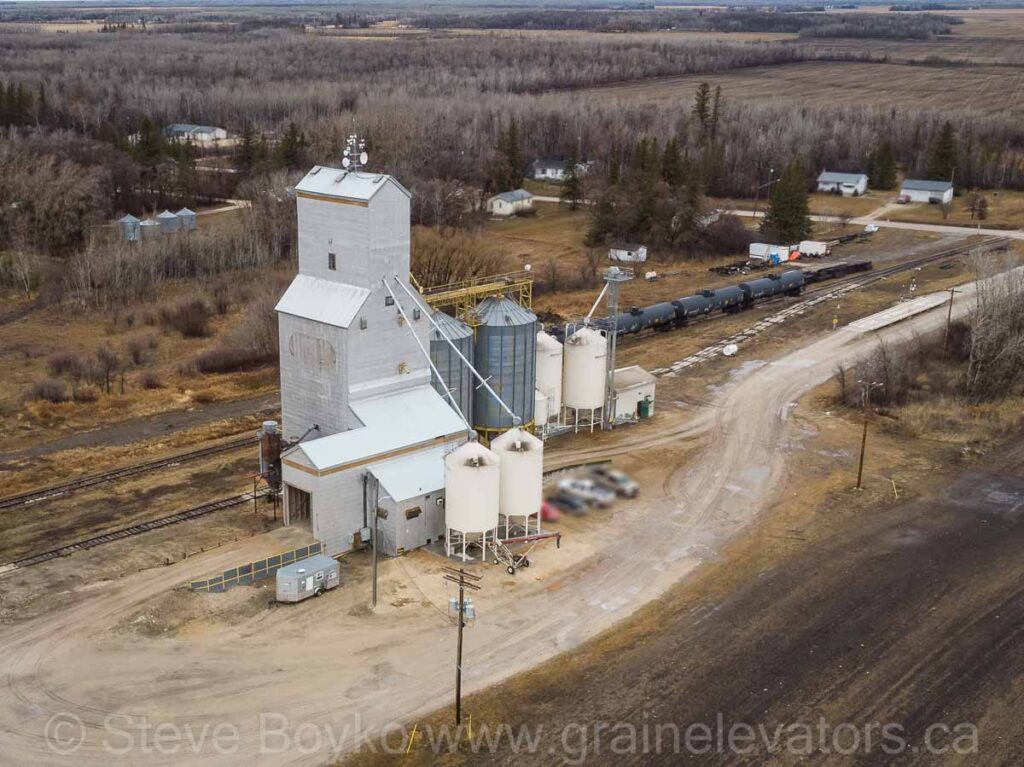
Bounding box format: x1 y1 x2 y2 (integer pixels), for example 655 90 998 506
175 208 196 217
156 210 178 220
431 310 473 341
614 365 657 390
295 166 410 202
119 214 140 223
368 443 447 502
496 188 533 203
902 179 953 193
275 274 370 329
295 386 468 472
818 171 867 184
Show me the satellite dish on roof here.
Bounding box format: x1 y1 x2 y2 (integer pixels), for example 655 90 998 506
341 157 351 169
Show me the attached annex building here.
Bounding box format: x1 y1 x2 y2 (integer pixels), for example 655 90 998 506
276 165 471 557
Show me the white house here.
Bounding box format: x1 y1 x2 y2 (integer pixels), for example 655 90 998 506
165 123 228 144
817 171 869 196
900 179 954 205
529 158 592 182
486 189 534 217
608 243 648 263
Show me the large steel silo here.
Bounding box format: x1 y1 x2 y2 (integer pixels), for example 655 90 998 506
473 296 537 436
429 310 474 423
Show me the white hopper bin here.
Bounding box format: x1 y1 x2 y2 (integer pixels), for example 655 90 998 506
562 326 607 431
444 441 500 561
490 427 544 537
535 330 563 422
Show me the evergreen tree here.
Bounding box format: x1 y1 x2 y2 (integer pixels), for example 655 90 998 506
927 121 958 182
693 82 711 140
561 150 583 211
607 154 621 186
871 140 897 190
760 160 811 243
585 192 615 247
276 122 307 170
175 140 197 205
501 119 523 188
134 116 165 166
237 123 257 172
709 85 722 142
661 137 684 189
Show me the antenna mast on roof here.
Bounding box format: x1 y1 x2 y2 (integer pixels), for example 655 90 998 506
341 134 368 172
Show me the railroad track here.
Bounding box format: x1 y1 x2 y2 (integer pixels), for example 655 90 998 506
0 435 256 511
649 236 1010 376
0 490 269 573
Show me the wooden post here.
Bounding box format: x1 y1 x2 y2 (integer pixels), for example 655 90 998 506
442 567 481 726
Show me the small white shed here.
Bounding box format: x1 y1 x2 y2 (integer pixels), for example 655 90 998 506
900 179 954 205
609 243 647 263
613 365 657 421
486 189 534 217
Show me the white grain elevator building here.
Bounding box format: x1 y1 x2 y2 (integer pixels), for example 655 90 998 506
276 165 470 556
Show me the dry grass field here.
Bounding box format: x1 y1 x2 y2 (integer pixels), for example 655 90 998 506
581 60 1024 118
885 189 1024 229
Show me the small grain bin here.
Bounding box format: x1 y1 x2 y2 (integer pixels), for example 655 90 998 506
156 209 180 234
562 326 608 431
275 554 340 603
490 427 544 537
176 207 197 231
119 213 141 242
429 310 474 423
534 390 548 428
139 218 161 239
444 440 500 561
473 296 537 439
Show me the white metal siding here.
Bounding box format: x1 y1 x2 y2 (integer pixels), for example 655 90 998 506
279 313 353 441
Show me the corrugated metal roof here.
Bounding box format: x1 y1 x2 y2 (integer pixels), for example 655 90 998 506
166 123 222 134
431 310 472 341
902 179 953 193
275 274 370 328
369 443 447 502
296 386 468 471
532 158 566 170
818 171 867 184
476 296 537 328
139 219 159 226
496 188 533 203
295 166 410 202
175 208 196 217
119 214 140 223
610 243 645 252
614 365 657 390
156 210 178 220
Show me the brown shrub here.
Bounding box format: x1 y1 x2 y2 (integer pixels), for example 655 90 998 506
47 351 83 378
192 390 217 404
159 299 211 338
126 338 148 366
72 387 99 403
27 378 67 403
139 371 164 389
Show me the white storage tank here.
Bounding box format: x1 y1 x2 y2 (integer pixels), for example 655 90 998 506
535 330 563 421
444 441 500 560
534 390 548 427
563 327 607 410
490 427 543 534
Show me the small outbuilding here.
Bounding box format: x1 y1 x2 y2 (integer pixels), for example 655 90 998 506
613 365 657 421
165 123 228 144
486 189 534 217
900 179 954 205
176 207 197 231
608 243 648 263
530 159 568 182
139 218 161 239
817 171 869 196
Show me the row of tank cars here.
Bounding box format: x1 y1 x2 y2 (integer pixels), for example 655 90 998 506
604 260 873 338
542 465 640 520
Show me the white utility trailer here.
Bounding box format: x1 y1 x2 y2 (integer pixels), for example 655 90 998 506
276 554 340 603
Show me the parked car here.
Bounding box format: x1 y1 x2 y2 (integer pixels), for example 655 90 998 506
558 477 615 508
590 466 639 498
540 500 562 522
546 492 587 516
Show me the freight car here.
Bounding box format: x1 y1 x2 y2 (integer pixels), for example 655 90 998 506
802 259 872 284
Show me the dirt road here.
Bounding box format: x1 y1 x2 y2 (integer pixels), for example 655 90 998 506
0 286 989 765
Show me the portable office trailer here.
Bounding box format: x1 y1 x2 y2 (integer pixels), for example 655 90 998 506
275 554 340 603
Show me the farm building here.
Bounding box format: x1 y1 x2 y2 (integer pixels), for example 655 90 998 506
608 243 648 263
900 179 954 204
613 366 657 421
276 164 472 556
817 171 869 196
529 159 592 182
486 189 534 217
165 123 228 143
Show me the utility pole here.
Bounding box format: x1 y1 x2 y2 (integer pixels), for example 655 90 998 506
753 166 775 217
942 287 961 359
855 381 884 491
443 566 481 725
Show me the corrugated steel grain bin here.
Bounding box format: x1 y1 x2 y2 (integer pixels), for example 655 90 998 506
275 554 340 603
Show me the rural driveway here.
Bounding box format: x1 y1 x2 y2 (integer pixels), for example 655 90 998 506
0 282 993 766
